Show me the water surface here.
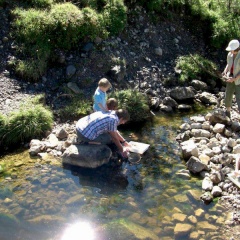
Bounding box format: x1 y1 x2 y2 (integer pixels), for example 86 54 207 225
0 112 226 240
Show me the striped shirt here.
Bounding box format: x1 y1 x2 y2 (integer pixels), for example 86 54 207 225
76 111 119 140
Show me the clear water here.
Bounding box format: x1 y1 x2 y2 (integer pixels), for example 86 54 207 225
0 112 226 240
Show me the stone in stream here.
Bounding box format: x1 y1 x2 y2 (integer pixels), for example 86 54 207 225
62 144 112 168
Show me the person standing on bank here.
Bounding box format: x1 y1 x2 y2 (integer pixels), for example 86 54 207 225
93 78 112 112
222 39 240 118
76 109 131 158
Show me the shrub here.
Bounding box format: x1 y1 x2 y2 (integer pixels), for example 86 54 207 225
110 90 150 122
2 104 53 146
13 8 50 45
175 54 218 83
48 3 84 49
79 7 108 40
102 0 127 35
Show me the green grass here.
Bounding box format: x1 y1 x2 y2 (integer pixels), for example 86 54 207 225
0 96 53 148
57 95 92 121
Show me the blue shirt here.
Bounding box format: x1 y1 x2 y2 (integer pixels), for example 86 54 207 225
93 87 107 111
76 111 119 140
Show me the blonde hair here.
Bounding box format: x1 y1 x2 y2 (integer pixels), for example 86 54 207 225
106 98 118 110
98 78 111 88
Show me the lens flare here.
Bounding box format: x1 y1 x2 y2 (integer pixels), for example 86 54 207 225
61 221 95 240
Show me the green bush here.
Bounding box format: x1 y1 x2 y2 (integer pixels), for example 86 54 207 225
12 2 112 80
1 104 53 147
80 7 108 40
102 0 127 35
48 3 84 49
175 54 218 83
110 90 150 122
13 8 50 45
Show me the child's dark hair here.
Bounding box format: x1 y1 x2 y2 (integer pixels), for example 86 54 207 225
106 98 118 110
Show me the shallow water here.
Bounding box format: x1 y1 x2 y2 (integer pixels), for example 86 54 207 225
0 111 226 240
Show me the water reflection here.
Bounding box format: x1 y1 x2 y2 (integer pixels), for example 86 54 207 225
61 221 95 240
63 163 129 195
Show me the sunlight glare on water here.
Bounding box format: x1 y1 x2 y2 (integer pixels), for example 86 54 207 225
61 221 95 240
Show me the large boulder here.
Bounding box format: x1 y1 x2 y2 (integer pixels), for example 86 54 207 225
62 144 112 168
170 86 195 100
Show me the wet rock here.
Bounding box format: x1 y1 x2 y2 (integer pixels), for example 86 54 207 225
200 191 213 204
174 223 193 237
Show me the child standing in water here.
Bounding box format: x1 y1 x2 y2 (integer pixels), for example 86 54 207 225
93 78 112 112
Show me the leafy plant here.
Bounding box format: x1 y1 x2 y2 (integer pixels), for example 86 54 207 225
110 89 150 122
102 0 127 35
175 54 218 83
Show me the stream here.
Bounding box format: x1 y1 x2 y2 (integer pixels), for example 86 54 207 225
0 111 227 240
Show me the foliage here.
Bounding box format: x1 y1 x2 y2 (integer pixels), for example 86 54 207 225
0 0 5 7
110 89 150 122
175 54 218 83
57 95 92 121
25 0 54 8
0 101 53 147
102 0 127 35
0 113 7 146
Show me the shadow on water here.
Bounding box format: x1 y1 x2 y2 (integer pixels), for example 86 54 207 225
63 162 129 195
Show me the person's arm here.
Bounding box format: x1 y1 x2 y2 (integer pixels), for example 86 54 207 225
109 131 128 157
228 73 240 83
116 130 131 147
222 64 229 76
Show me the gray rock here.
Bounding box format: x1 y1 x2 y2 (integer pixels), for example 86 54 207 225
211 186 222 197
190 79 208 91
198 92 218 105
170 86 195 100
67 82 81 94
62 144 112 168
200 191 213 204
66 65 76 78
186 156 208 173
